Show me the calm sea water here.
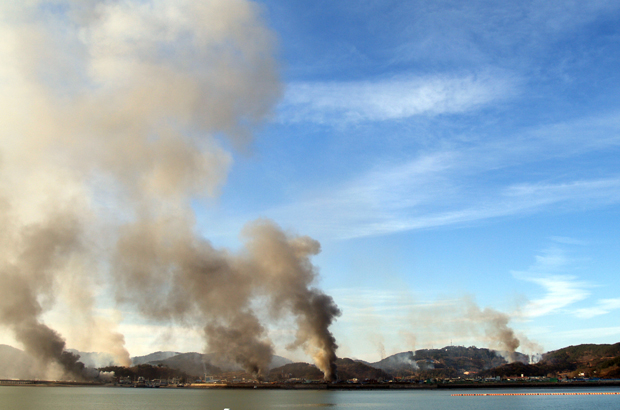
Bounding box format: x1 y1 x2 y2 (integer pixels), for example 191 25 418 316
1 386 619 410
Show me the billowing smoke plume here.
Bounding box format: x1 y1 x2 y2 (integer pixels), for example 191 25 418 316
405 296 541 362
0 208 91 380
0 0 340 380
113 218 341 379
463 299 520 361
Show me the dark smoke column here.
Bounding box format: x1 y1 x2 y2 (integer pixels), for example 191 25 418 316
0 213 89 380
112 218 342 380
293 292 341 382
242 220 342 381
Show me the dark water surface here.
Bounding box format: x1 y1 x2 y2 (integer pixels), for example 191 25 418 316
1 386 619 410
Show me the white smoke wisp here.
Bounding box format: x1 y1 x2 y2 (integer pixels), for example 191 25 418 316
518 335 544 364
404 296 542 363
0 0 340 380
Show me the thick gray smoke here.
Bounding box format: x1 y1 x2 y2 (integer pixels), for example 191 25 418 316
0 209 91 380
113 218 341 378
0 0 340 381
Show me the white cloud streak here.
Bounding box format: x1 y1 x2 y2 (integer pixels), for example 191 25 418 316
242 110 620 240
517 275 591 318
511 246 620 321
575 298 620 319
279 73 515 124
512 247 591 318
262 172 620 241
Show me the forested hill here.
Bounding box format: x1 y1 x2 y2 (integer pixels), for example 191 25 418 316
371 346 515 378
481 343 620 379
543 343 620 364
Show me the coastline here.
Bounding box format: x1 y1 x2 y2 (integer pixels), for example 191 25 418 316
3 379 620 390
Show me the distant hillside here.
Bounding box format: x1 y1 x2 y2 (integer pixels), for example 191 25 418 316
543 343 620 366
5 343 619 382
269 358 390 381
0 345 38 380
481 343 620 379
335 358 391 381
372 346 510 377
147 352 222 377
131 351 180 366
143 352 293 377
371 351 417 374
541 343 620 378
267 354 293 369
1 345 122 379
269 362 324 380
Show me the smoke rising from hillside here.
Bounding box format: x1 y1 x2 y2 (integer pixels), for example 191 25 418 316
113 218 341 378
0 210 91 380
405 296 541 362
464 299 520 361
0 0 339 380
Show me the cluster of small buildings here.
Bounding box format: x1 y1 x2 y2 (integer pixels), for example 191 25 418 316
116 376 179 387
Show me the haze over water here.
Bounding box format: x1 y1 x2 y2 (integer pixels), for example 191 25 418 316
2 387 620 410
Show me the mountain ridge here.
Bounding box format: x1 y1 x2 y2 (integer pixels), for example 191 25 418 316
3 342 620 381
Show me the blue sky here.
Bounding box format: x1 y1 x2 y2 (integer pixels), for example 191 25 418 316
1 0 620 365
197 0 620 360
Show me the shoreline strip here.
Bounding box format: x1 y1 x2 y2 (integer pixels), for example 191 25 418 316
452 392 620 396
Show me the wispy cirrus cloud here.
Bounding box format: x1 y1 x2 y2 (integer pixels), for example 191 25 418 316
511 244 620 321
264 171 620 240
549 236 589 246
256 108 620 240
206 111 620 243
574 298 620 319
516 275 591 318
512 247 591 318
279 72 516 124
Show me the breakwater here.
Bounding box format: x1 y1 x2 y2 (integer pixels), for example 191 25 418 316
453 392 620 396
